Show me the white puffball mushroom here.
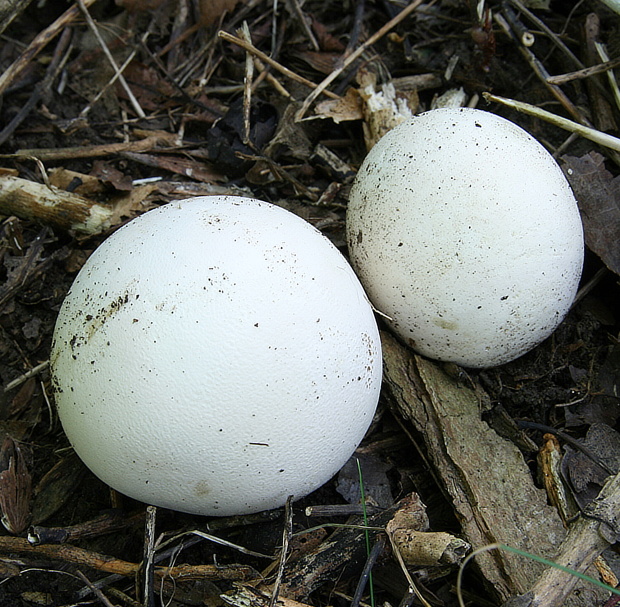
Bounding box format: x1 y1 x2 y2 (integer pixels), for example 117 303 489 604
346 107 584 368
50 196 382 516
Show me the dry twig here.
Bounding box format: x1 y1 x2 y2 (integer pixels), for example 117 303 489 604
0 27 72 146
0 0 97 96
295 0 427 120
483 93 620 152
0 535 257 581
547 57 620 85
217 30 339 99
494 11 589 125
77 0 145 118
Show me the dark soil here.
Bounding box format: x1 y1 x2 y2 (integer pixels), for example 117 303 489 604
0 0 619 605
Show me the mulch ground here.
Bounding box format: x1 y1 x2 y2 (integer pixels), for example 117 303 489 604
0 0 619 605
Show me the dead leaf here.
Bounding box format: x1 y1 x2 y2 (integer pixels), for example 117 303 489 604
6 378 36 419
391 529 469 566
336 453 393 508
314 87 363 123
120 62 178 111
31 453 88 525
289 50 341 75
384 492 429 534
385 494 469 567
562 152 620 277
91 160 133 191
309 17 346 52
198 0 241 25
0 436 32 535
264 102 312 160
115 0 169 11
561 423 620 509
49 167 106 197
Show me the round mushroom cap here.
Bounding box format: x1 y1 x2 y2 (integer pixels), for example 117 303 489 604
51 196 382 516
346 107 584 368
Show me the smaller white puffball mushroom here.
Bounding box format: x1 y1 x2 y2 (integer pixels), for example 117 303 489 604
50 196 382 516
346 108 584 368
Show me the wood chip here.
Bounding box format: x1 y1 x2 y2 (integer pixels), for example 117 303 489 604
382 331 607 605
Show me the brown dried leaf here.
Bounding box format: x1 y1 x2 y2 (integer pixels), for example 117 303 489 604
289 50 341 75
561 423 620 510
391 529 469 566
6 378 36 419
314 87 363 123
562 152 620 277
32 452 87 525
115 0 169 11
0 436 32 535
198 0 241 26
90 160 133 191
103 183 162 230
310 17 346 52
49 167 106 197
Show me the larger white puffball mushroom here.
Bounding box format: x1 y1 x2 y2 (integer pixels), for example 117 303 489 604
346 107 584 368
50 196 382 516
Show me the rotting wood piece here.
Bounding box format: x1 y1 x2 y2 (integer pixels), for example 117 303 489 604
502 472 620 607
279 499 403 599
381 331 608 606
0 175 116 234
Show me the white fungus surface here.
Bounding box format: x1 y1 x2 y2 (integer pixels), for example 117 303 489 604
346 107 584 368
50 196 382 516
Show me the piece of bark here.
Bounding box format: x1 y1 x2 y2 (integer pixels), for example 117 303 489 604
0 175 117 234
381 331 607 605
280 494 424 599
502 472 620 607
